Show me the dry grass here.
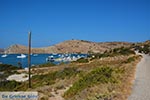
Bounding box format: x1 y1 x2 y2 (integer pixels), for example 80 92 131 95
63 55 141 100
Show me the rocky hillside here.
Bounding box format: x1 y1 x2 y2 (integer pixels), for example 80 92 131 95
0 48 4 54
140 40 150 46
5 45 28 54
5 40 132 54
54 40 131 53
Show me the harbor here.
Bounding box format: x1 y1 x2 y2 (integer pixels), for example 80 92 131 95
0 53 87 68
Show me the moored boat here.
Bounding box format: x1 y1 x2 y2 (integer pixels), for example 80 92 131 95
17 54 26 58
1 54 8 58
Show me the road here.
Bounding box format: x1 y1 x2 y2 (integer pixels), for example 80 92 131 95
128 54 150 100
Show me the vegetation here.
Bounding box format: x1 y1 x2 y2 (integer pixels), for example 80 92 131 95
0 64 21 81
33 62 56 68
0 64 21 72
133 41 150 54
0 80 22 91
80 40 92 43
0 54 140 100
123 56 135 63
63 55 140 100
31 67 81 88
73 58 89 63
0 67 81 91
135 45 150 54
89 47 135 59
0 46 140 100
64 66 123 98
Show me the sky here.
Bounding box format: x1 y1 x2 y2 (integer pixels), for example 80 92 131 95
0 0 149 48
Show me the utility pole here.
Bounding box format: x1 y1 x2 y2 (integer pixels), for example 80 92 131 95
28 31 31 88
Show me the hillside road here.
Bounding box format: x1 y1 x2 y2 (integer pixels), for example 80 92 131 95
128 54 150 100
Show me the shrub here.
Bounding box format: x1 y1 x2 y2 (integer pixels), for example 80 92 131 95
0 64 22 81
123 57 135 63
90 47 135 59
74 58 89 63
37 63 56 68
64 66 122 98
31 67 81 88
0 64 21 72
0 80 22 91
133 44 150 54
142 44 150 54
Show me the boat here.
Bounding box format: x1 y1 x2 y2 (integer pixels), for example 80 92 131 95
1 54 7 58
52 53 57 55
17 54 26 58
55 58 63 61
46 55 55 62
33 54 38 56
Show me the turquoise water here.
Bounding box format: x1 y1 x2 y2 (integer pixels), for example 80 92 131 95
0 54 87 68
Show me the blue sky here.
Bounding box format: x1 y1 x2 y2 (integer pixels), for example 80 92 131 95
0 0 149 48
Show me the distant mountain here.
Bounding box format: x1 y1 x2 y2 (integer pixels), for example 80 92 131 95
0 48 4 54
5 40 132 54
144 40 150 45
54 40 132 53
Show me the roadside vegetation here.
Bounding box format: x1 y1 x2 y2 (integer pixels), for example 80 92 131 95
63 55 140 100
0 67 81 91
73 58 89 63
0 64 21 71
32 62 56 68
134 44 150 54
0 64 21 81
64 66 122 99
31 67 81 89
89 47 135 59
132 40 150 54
0 80 22 91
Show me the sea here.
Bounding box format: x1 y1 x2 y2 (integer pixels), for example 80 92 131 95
0 53 87 68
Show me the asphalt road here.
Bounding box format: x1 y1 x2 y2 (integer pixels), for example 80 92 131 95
128 54 150 100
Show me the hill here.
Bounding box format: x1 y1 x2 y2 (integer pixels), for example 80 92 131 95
54 40 131 53
0 48 4 54
5 40 132 54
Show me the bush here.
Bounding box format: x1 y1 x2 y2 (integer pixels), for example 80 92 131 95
74 58 89 63
123 57 135 63
0 64 22 81
31 67 81 88
55 67 80 79
133 44 150 54
90 47 135 59
0 64 21 72
37 63 56 68
0 80 22 91
142 44 150 54
64 66 122 98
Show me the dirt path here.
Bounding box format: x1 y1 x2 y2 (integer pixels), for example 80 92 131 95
128 54 150 100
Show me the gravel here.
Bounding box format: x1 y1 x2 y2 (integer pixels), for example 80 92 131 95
128 54 150 100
